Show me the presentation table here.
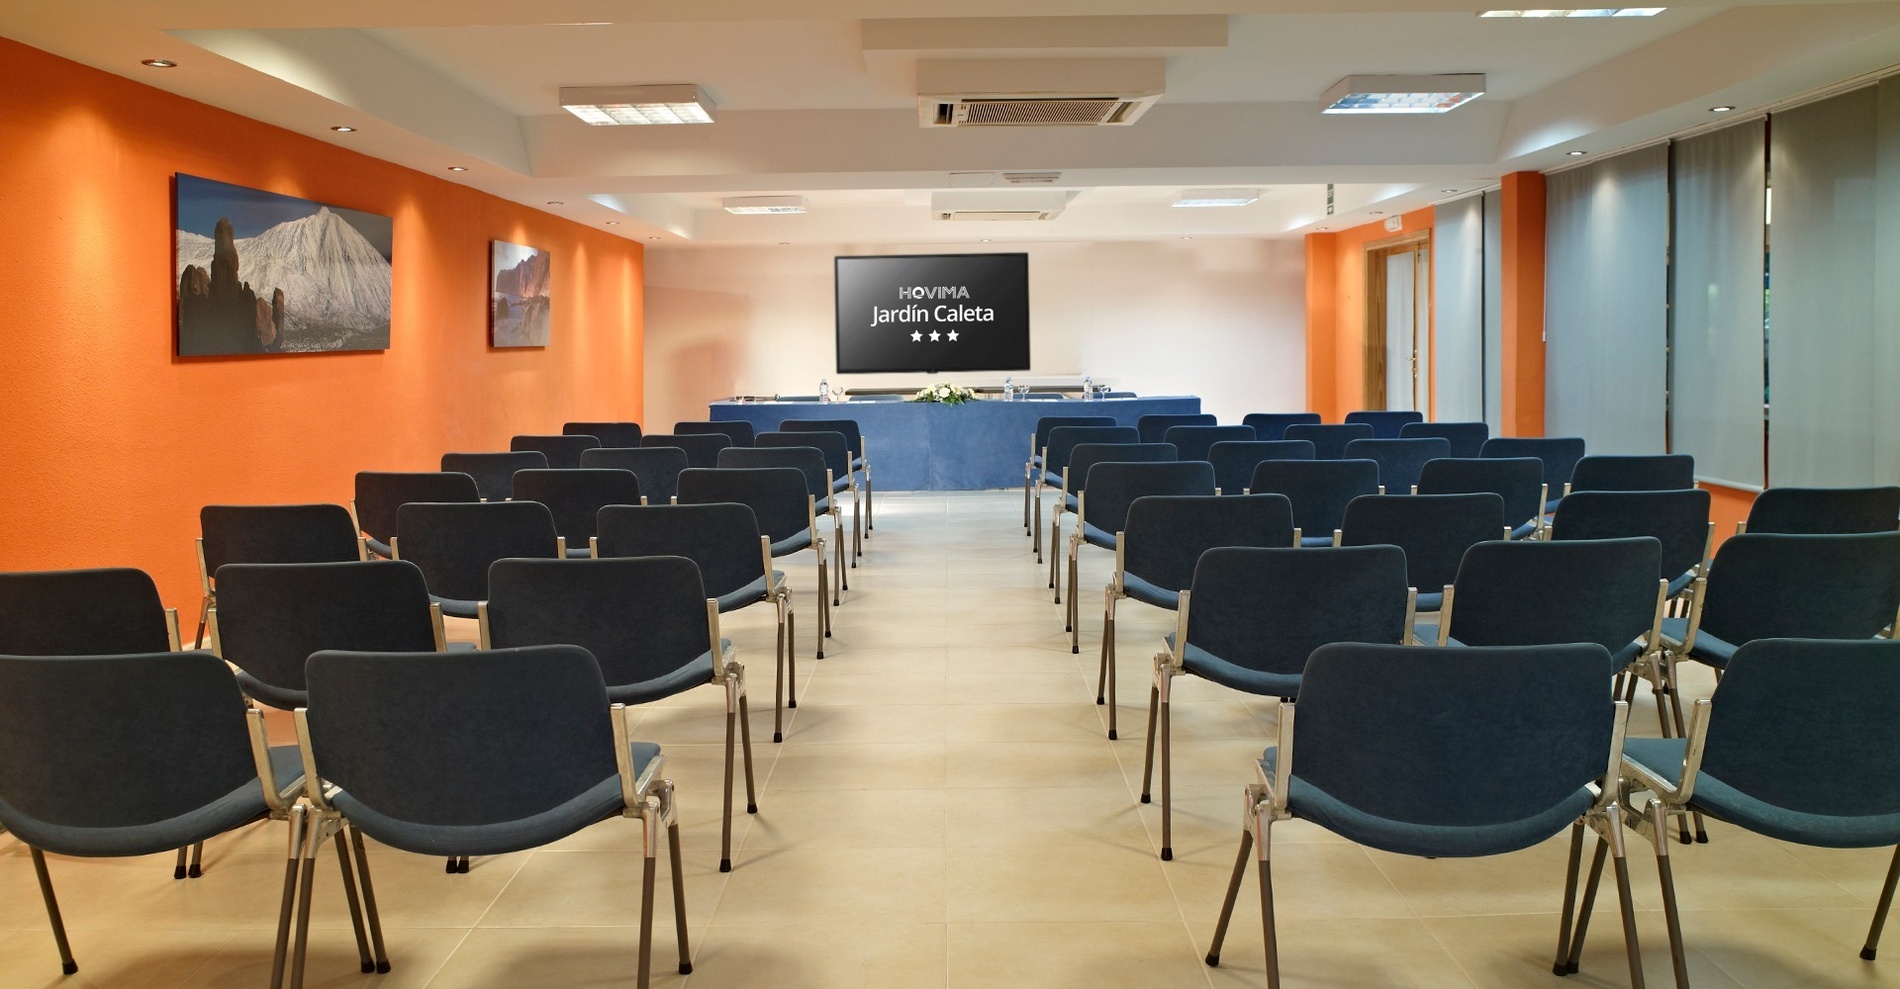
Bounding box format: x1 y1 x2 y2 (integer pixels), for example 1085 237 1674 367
709 396 1203 491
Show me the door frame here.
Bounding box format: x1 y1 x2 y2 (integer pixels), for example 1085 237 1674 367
1363 231 1433 412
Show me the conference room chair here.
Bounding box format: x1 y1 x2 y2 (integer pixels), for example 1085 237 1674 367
1137 412 1217 445
1143 545 1413 861
581 445 685 503
564 420 644 447
642 432 731 469
1251 458 1381 547
391 500 562 619
0 650 311 979
0 566 180 656
1034 424 1138 559
675 419 756 448
1337 493 1507 613
1342 436 1451 495
1208 439 1315 496
760 429 861 564
198 503 366 648
1095 493 1294 739
1482 436 1587 512
352 471 479 558
1569 453 1696 493
292 644 691 989
1063 460 1216 651
596 502 798 742
720 445 849 596
1399 420 1490 458
1739 485 1900 534
1050 442 1178 600
510 467 642 558
440 450 547 502
480 557 756 873
1550 489 1712 602
510 432 599 469
1163 423 1256 463
1024 415 1115 533
678 466 832 643
1204 642 1639 989
1343 409 1424 438
1283 422 1374 460
1241 411 1322 441
1615 637 1900 984
1415 456 1547 539
778 418 874 532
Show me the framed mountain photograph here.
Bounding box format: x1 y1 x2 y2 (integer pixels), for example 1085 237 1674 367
490 241 551 347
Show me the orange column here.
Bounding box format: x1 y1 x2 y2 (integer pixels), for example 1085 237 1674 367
1304 232 1339 419
1499 171 1546 437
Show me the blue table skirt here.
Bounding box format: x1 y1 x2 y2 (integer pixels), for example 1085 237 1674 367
710 397 1202 491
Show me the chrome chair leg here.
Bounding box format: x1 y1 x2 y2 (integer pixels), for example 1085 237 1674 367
1648 803 1689 989
1553 821 1586 974
29 846 77 975
174 846 189 879
667 811 693 975
638 808 658 989
1140 682 1161 804
188 839 204 877
270 804 308 989
333 831 374 973
1205 826 1254 967
720 705 737 873
1865 845 1900 960
348 826 390 973
1563 834 1610 974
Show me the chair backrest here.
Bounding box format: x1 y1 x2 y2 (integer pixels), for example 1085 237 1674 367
1416 457 1545 528
675 420 756 447
1698 532 1900 646
1185 545 1410 680
778 418 864 460
441 450 548 502
1284 423 1376 460
676 467 812 543
484 556 713 690
1549 489 1711 586
641 432 730 469
394 501 560 603
759 430 851 480
1480 437 1586 491
564 421 644 447
509 468 643 546
200 504 362 579
1033 416 1115 457
1700 638 1900 821
1163 424 1257 463
1570 454 1695 493
1044 425 1140 478
580 446 687 503
718 445 829 500
1209 440 1315 495
0 651 262 850
1294 642 1612 834
1250 459 1381 536
1744 486 1900 534
1137 413 1217 445
1399 421 1490 459
510 433 600 470
212 560 438 702
1446 538 1662 667
1122 494 1296 592
1241 412 1323 442
1343 410 1425 438
353 471 479 547
1339 493 1507 593
595 503 765 599
304 644 617 834
1066 442 1178 497
1342 437 1452 494
0 568 172 655
1078 461 1214 535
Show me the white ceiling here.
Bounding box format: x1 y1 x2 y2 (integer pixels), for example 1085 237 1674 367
7 0 1900 246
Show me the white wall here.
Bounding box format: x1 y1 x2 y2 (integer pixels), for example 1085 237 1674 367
643 238 1306 429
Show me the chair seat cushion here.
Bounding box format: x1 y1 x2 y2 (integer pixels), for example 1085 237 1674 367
1081 522 1116 550
1622 738 1900 849
1063 494 1078 512
769 530 814 556
716 572 784 613
365 536 395 559
1659 617 1738 668
831 477 853 494
1120 572 1181 611
1174 638 1302 698
564 546 592 559
430 594 480 620
1299 534 1336 548
331 742 661 857
1415 590 1444 612
1666 571 1696 599
851 457 865 471
236 670 307 712
1509 520 1540 540
606 651 721 706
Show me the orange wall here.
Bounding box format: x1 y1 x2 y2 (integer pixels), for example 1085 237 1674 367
0 38 645 611
1302 207 1435 421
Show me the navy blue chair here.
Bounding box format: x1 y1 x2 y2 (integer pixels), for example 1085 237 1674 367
1344 409 1424 438
1338 493 1507 612
675 419 755 447
481 556 756 874
1163 424 1256 463
1551 489 1712 600
1035 425 1140 560
392 500 561 618
1400 420 1490 458
1242 412 1322 441
1204 642 1637 989
642 432 731 469
1209 439 1315 496
779 418 874 532
296 644 690 989
510 468 642 558
1284 422 1375 460
564 420 644 447
1741 486 1900 535
353 471 480 558
1144 545 1413 860
1095 494 1295 739
1342 436 1451 495
1024 415 1116 534
719 446 849 597
0 566 180 656
1050 442 1177 599
198 503 366 648
1063 460 1215 651
1137 413 1217 445
581 445 686 504
1416 457 1547 539
1570 454 1696 493
511 433 600 470
760 430 861 564
441 450 547 502
678 467 832 642
1482 436 1586 512
1252 458 1382 547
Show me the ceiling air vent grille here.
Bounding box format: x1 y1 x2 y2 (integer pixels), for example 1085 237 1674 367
926 96 1154 127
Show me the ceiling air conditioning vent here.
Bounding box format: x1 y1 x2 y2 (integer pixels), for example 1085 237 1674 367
930 191 1067 221
929 97 1148 127
916 59 1165 128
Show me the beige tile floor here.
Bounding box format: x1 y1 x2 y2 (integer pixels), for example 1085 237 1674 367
3 489 1897 988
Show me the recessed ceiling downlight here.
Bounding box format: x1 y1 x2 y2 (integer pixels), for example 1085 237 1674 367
330 126 356 132
141 58 177 68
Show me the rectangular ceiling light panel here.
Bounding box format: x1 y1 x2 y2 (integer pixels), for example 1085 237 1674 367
1172 189 1259 208
560 84 715 125
722 196 808 215
1321 74 1486 115
1478 8 1664 16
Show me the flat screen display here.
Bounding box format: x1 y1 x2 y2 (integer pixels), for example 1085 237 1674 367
834 253 1029 373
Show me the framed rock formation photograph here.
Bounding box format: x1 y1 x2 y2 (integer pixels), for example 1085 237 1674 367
490 240 551 347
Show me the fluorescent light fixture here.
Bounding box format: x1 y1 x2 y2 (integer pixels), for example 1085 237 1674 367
1322 75 1485 114
560 85 715 125
1480 7 1664 15
723 196 808 215
1172 189 1259 208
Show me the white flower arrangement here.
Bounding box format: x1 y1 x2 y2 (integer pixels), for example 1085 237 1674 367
909 382 977 405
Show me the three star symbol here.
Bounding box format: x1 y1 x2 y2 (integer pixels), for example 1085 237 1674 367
947 331 959 342
911 330 922 341
929 330 941 341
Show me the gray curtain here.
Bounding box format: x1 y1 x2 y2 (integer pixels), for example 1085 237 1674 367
1432 195 1484 422
1483 190 1503 431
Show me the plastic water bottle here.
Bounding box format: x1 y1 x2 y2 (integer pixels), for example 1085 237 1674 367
818 377 830 404
1082 375 1093 401
1004 376 1014 401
